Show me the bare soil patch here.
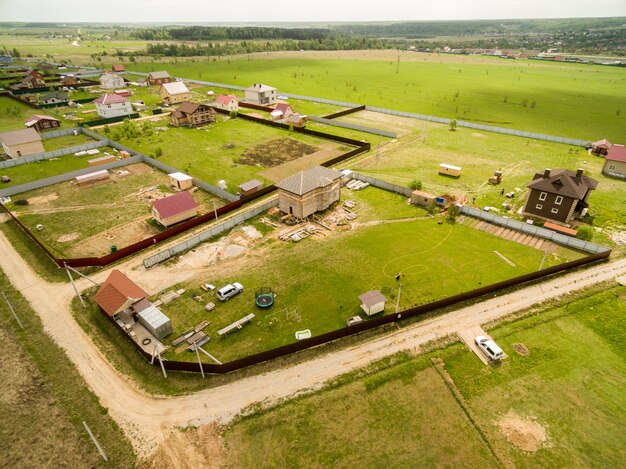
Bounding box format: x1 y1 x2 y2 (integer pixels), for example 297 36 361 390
512 342 530 356
138 423 225 469
27 193 59 205
239 138 319 167
498 412 548 452
57 232 80 243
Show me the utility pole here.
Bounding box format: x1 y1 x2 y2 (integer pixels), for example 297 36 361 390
395 283 403 314
396 53 400 74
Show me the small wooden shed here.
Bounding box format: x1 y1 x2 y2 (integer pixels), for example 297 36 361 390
151 191 198 228
169 172 194 190
410 190 436 208
359 290 387 316
239 179 263 196
439 163 462 177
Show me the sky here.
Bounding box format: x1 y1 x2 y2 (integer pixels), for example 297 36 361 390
0 0 625 23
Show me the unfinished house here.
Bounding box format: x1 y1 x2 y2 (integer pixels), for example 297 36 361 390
245 83 277 105
522 168 599 224
275 166 342 219
151 191 198 228
159 82 190 105
169 101 216 127
100 72 126 89
0 128 45 158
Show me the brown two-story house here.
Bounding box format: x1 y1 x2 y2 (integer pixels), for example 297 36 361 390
146 71 173 86
522 168 598 225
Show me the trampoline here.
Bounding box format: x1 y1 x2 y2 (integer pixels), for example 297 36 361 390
255 287 275 308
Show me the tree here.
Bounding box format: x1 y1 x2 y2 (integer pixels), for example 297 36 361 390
576 226 593 241
409 179 422 190
229 110 237 119
449 119 457 131
447 203 460 223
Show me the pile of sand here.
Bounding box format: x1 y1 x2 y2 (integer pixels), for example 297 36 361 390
498 412 548 452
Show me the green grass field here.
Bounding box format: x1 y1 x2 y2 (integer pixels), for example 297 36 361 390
222 286 626 468
129 56 626 141
7 163 225 257
0 269 136 467
114 115 346 191
157 188 582 362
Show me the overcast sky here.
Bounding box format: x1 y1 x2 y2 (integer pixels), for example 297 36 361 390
0 0 624 23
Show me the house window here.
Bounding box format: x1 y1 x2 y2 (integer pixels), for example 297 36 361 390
555 196 563 205
535 204 543 210
539 192 547 201
551 208 559 214
609 165 615 170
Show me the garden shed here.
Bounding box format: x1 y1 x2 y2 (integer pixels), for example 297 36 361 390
135 303 172 340
439 163 462 177
359 290 387 316
151 191 198 228
239 179 263 196
410 190 436 208
169 172 194 190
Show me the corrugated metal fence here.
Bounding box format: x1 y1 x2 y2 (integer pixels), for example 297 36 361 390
308 116 397 138
351 172 413 197
143 198 279 268
127 72 591 146
459 206 610 254
0 140 110 170
0 155 144 197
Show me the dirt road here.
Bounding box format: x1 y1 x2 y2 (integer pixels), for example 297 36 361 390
0 231 624 460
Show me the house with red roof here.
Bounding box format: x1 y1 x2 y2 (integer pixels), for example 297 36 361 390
151 191 198 228
214 94 238 112
93 269 148 317
603 144 626 179
94 93 133 119
111 64 126 73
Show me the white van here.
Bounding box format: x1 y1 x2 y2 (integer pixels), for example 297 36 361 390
475 336 503 361
216 282 244 301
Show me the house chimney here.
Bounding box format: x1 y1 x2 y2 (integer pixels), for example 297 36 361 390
576 168 584 178
543 168 551 178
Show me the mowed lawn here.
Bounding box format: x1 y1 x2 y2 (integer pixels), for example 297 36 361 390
222 287 626 468
346 113 626 236
114 116 345 190
159 190 582 362
130 56 626 140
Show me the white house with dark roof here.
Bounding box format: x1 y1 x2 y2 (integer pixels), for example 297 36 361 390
245 83 277 105
275 166 342 218
94 93 133 119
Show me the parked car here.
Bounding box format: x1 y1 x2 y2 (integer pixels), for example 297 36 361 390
475 335 503 361
216 282 244 301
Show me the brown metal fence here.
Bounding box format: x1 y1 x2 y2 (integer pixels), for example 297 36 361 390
2 116 370 268
322 105 366 119
119 250 609 374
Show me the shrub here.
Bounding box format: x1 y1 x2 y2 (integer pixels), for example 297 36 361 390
449 119 457 131
576 226 593 241
409 179 423 190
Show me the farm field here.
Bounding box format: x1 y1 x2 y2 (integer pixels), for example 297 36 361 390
154 187 583 363
0 269 136 467
342 111 626 245
222 286 626 468
129 54 626 141
114 115 350 191
6 163 227 257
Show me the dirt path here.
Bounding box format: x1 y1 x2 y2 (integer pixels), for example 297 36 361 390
1 230 624 461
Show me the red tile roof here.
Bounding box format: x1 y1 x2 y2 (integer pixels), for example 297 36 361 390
95 93 129 105
93 270 148 317
592 138 612 149
152 191 198 219
275 103 293 114
606 144 626 163
215 94 237 105
112 64 125 72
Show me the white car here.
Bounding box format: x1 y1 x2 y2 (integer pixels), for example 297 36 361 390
216 282 244 301
475 335 503 361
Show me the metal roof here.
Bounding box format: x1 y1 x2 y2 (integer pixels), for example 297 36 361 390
0 128 42 146
149 71 171 79
152 191 197 219
275 166 342 196
137 305 171 330
161 81 189 95
169 172 193 182
95 93 129 105
359 290 387 307
246 83 276 92
93 270 148 317
239 179 263 191
606 144 626 163
527 168 598 200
